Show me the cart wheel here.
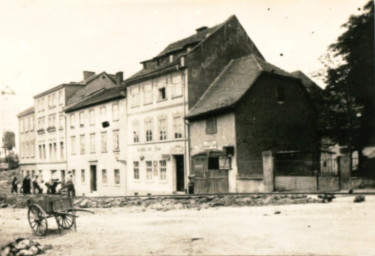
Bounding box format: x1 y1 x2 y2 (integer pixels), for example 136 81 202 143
28 204 48 236
55 213 75 229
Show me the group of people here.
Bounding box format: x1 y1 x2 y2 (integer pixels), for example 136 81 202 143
10 171 76 197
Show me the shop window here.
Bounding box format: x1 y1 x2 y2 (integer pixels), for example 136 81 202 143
133 162 139 180
208 157 219 169
114 169 120 185
146 161 152 180
159 160 167 180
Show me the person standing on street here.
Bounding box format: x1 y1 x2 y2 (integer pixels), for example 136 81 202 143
11 176 18 193
22 173 31 194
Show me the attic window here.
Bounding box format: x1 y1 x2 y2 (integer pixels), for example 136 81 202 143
277 84 285 103
169 55 174 63
102 76 106 79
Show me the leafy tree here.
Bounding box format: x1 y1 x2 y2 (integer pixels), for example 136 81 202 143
318 1 374 164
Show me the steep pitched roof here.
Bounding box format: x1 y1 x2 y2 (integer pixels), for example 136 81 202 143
125 15 238 84
290 71 322 98
33 83 82 99
64 86 126 113
155 23 224 58
17 106 34 118
186 54 294 119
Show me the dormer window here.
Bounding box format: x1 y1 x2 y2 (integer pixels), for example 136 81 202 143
277 84 285 104
169 55 174 63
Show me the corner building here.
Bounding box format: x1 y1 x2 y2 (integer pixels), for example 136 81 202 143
124 15 263 195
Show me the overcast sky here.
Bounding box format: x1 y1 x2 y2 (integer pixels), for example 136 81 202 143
0 0 369 142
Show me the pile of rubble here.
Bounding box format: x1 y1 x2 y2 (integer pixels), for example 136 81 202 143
0 238 52 256
73 194 320 210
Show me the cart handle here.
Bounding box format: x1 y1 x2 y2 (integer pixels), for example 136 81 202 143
65 208 95 214
53 211 79 218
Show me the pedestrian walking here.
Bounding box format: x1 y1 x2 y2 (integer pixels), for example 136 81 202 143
32 175 42 194
11 176 18 193
22 173 31 194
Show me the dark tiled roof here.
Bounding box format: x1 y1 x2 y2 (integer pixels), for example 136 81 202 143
155 23 223 58
64 86 126 113
33 83 83 99
290 70 323 100
125 16 233 84
17 106 35 117
186 54 293 119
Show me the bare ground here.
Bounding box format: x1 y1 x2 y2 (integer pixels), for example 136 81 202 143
1 195 375 256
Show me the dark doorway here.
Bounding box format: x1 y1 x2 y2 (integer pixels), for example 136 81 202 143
174 155 185 191
90 165 97 192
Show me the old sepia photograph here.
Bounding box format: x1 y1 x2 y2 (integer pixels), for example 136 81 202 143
0 0 374 255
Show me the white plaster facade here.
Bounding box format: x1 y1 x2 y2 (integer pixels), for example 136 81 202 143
18 108 37 178
189 112 238 193
66 98 127 196
126 70 189 195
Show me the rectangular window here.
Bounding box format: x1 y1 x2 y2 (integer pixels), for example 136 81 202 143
101 132 107 152
113 130 119 152
160 160 167 180
31 141 35 158
114 169 120 185
80 135 85 154
146 161 152 180
48 143 52 160
143 83 153 105
81 169 85 183
79 111 85 127
71 136 76 155
173 116 183 139
42 144 46 159
112 103 119 121
172 74 182 97
102 169 107 184
158 117 167 140
30 117 34 131
48 114 56 128
60 142 64 159
90 133 96 153
89 109 95 125
206 117 217 134
158 87 166 101
100 106 106 122
132 121 140 143
145 119 152 141
58 91 63 105
133 161 139 180
131 87 140 107
70 114 75 129
59 115 64 129
53 142 57 160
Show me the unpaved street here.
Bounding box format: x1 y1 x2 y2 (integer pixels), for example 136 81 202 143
1 196 375 256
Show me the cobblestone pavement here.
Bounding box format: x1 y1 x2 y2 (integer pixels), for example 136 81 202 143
1 195 375 256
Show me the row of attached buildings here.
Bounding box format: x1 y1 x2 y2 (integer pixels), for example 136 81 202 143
18 15 321 196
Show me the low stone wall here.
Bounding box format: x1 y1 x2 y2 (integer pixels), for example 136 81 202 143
0 194 320 210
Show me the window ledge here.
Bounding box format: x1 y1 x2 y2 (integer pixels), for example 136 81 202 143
171 95 182 99
157 98 167 103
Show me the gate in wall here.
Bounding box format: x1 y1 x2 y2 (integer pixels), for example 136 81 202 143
192 151 229 194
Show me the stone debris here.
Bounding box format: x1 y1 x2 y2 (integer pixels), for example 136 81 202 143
354 195 365 203
1 238 52 256
0 194 320 211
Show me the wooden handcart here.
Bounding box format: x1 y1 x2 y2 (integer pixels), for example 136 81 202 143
27 197 93 236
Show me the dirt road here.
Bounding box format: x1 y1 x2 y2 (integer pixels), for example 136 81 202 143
1 195 375 256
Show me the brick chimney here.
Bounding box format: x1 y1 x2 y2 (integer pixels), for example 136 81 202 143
83 71 95 80
196 26 208 33
115 72 123 85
